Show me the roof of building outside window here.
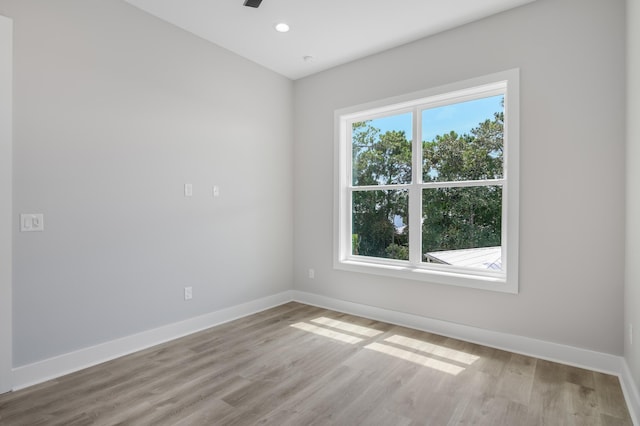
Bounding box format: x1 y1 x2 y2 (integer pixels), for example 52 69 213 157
425 246 501 270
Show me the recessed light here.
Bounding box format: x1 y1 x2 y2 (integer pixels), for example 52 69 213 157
274 23 290 33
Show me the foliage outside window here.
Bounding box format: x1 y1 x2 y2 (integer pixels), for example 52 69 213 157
335 70 519 293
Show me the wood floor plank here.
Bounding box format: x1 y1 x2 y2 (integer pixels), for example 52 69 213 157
0 302 633 425
386 360 468 423
495 353 536 405
593 371 633 423
528 360 579 426
601 412 634 426
449 396 533 426
567 382 601 426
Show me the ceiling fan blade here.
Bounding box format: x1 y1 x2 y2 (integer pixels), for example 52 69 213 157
243 0 263 7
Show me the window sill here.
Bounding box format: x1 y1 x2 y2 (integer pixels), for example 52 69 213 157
334 258 518 294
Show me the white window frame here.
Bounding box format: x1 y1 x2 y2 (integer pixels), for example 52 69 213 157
334 69 519 293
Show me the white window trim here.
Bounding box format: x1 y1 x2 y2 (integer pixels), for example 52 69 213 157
333 69 520 294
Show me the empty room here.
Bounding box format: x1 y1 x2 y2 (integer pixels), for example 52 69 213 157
1 0 639 424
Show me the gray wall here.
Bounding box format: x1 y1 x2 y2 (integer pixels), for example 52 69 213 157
0 0 294 366
626 0 640 392
0 14 12 391
293 0 627 355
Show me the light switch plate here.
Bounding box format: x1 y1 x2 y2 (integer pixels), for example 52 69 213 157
20 214 44 232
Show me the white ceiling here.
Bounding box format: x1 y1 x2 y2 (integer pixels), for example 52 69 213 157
124 0 535 80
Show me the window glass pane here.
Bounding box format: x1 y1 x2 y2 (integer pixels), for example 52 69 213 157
352 112 412 186
422 186 502 270
422 95 503 182
352 189 409 260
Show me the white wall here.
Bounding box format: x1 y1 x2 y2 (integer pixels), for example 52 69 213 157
294 0 626 355
0 0 294 367
0 14 13 392
626 0 640 393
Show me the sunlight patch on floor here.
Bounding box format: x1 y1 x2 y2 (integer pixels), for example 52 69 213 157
384 335 479 365
291 322 364 344
364 342 466 375
310 317 384 337
290 316 480 376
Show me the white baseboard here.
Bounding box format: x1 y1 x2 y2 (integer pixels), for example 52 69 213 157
292 290 639 425
621 360 640 426
12 290 294 390
291 291 621 373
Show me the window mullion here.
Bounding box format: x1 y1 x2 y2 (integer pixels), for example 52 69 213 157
419 179 505 189
409 108 422 265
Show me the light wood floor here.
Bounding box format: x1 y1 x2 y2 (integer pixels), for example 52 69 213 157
0 302 633 425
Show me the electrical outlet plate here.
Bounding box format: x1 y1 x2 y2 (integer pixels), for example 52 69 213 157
184 286 193 300
20 214 44 232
